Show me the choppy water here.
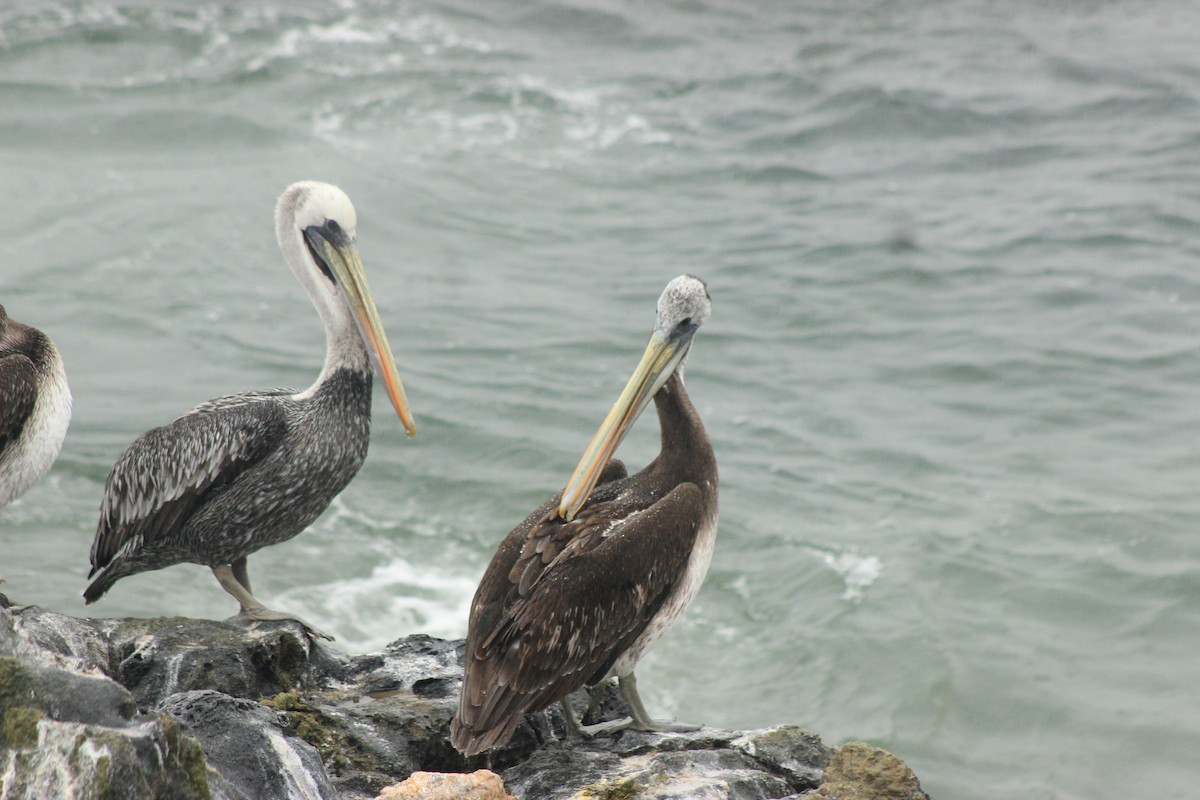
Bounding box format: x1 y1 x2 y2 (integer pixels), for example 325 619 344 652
3 1 1200 797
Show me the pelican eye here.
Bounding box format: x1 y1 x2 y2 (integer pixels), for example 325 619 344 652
303 226 338 284
320 218 353 249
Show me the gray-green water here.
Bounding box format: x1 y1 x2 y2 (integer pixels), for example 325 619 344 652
3 1 1200 797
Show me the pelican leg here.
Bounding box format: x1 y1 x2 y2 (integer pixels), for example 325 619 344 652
231 556 252 594
559 697 633 738
618 673 700 732
211 564 334 641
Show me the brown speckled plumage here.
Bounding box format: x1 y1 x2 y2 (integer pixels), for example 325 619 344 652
453 276 718 755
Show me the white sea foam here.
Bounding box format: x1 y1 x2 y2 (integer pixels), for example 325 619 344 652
815 550 883 602
518 74 673 152
397 14 494 55
276 556 476 653
304 16 388 45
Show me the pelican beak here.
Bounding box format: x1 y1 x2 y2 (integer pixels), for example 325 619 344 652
558 328 692 521
319 238 417 437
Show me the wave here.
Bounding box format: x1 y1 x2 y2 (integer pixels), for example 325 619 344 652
274 555 476 653
0 3 496 89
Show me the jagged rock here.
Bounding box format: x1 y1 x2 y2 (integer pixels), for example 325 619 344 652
254 635 474 798
162 689 338 800
0 601 930 800
0 600 114 674
2 604 327 709
0 655 209 799
261 684 464 797
732 725 830 787
500 726 829 800
109 615 328 710
376 769 514 799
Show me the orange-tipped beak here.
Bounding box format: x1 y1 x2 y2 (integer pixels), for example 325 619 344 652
324 241 416 437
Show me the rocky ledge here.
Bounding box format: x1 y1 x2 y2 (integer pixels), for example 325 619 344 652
0 593 929 799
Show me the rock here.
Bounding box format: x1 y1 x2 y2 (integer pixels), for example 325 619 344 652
811 741 930 800
376 769 514 799
108 615 322 710
0 600 115 674
0 655 209 799
0 601 931 800
501 726 828 800
162 689 338 800
732 725 830 787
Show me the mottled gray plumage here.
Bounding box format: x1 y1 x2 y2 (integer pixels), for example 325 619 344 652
85 370 369 601
84 181 414 639
0 304 72 509
452 276 718 755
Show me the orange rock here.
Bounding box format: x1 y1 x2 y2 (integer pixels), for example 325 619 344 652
376 769 516 800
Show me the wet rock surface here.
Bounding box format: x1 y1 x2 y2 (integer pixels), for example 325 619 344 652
1 602 930 799
0 654 209 799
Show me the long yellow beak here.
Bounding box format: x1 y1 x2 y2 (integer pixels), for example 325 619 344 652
325 241 416 437
558 331 685 521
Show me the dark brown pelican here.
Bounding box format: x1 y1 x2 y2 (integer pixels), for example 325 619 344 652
0 305 72 509
452 274 718 755
83 181 415 640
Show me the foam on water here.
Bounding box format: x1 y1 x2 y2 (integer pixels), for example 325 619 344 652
309 66 673 163
276 557 475 653
815 550 884 603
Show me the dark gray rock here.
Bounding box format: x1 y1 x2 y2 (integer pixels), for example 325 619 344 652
0 655 209 799
162 689 338 800
0 601 929 800
107 615 316 709
252 635 475 798
500 726 829 800
0 599 115 674
1 653 136 730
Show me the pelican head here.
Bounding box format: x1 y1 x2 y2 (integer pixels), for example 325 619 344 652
559 274 711 520
276 181 415 437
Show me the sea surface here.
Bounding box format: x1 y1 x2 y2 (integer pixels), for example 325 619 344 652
3 1 1200 797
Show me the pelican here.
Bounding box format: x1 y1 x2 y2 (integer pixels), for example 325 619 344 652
83 181 415 641
0 305 72 509
452 274 718 755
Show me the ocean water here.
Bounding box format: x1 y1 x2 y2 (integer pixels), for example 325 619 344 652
3 1 1200 797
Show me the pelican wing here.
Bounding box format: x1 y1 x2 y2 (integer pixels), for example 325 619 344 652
455 479 702 751
0 352 38 453
464 459 628 650
89 391 291 575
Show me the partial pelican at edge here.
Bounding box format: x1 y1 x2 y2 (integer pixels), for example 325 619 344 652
0 304 72 509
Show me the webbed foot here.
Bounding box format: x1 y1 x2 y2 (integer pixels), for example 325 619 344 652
631 718 701 732
232 607 335 642
560 697 634 739
212 563 335 641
